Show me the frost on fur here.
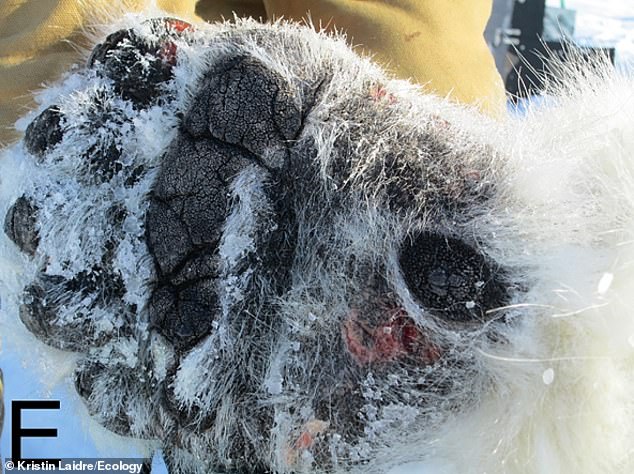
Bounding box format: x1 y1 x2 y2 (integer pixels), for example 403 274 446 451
2 13 634 474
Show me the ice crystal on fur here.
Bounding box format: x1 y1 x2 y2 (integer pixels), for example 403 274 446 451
2 12 634 474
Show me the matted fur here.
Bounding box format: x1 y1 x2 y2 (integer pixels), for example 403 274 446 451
1 8 634 474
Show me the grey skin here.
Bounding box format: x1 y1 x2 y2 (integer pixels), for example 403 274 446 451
3 18 513 473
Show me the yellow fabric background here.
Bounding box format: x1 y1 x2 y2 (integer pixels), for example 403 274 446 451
0 0 504 144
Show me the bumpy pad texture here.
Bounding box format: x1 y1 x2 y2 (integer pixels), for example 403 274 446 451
4 14 634 474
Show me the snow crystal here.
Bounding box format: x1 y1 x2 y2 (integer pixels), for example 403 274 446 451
597 272 614 295
542 368 555 385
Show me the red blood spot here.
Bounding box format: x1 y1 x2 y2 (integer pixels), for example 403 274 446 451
373 322 403 361
295 431 313 450
163 19 194 33
421 343 442 365
370 85 387 100
287 419 329 465
159 42 179 65
369 85 397 104
401 323 420 352
343 312 374 365
342 308 442 366
430 114 451 130
158 19 195 65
